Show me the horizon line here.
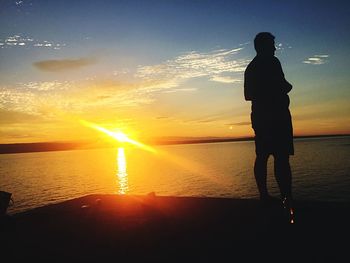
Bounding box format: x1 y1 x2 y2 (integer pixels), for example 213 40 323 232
0 133 349 155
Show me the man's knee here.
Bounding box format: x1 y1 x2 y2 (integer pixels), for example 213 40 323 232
273 154 289 163
256 154 269 163
274 154 291 171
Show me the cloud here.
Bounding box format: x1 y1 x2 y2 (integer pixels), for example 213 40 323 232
1 46 249 123
0 34 66 49
0 109 41 124
0 78 156 120
209 75 241 84
184 110 234 124
162 88 197 93
0 85 36 114
33 58 97 72
303 54 329 65
135 46 248 89
0 80 78 117
226 121 251 126
21 81 73 91
275 42 292 52
113 69 130 76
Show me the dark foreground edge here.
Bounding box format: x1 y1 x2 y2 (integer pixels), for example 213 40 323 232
1 194 350 262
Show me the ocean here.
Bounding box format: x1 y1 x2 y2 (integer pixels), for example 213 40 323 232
1 136 350 214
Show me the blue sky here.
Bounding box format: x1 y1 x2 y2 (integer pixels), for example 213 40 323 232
1 0 350 143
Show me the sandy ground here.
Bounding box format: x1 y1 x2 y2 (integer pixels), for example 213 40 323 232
1 194 349 262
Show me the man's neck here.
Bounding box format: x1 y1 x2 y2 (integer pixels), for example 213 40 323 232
256 53 275 58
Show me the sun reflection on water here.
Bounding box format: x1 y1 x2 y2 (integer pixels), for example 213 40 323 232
117 147 128 194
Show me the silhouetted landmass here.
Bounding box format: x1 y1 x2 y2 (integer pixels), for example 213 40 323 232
0 141 92 154
0 140 115 154
0 134 349 154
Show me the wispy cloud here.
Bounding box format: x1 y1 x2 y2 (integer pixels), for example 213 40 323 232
33 57 97 72
162 88 197 93
275 42 292 52
0 34 66 49
135 47 248 88
209 75 241 84
303 54 329 65
0 80 81 119
182 109 235 124
21 81 73 91
226 121 251 126
0 109 41 124
0 78 155 120
1 46 249 123
113 69 130 76
0 85 39 116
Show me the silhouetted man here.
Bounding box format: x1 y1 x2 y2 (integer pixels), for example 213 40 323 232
244 32 294 212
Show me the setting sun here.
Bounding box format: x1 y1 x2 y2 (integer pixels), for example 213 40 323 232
79 119 157 153
114 132 128 143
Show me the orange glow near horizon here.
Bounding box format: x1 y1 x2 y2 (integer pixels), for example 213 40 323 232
79 120 232 191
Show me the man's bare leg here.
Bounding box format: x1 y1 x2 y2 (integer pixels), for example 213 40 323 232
254 154 270 200
274 154 294 223
273 154 292 201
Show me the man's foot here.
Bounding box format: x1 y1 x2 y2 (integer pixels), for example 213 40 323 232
282 197 295 224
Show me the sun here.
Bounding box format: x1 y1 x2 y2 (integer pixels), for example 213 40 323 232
114 132 128 142
79 119 157 153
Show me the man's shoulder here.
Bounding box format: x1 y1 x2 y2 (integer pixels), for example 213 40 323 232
245 57 258 72
248 56 258 65
272 56 282 65
255 56 282 69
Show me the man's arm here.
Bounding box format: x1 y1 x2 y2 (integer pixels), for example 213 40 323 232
275 58 292 94
244 64 254 101
244 73 252 101
283 80 293 94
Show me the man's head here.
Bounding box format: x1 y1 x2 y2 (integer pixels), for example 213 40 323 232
254 32 276 56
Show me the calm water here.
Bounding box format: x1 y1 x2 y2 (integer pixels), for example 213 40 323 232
1 136 350 214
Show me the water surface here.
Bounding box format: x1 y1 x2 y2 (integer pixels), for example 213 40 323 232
1 136 349 214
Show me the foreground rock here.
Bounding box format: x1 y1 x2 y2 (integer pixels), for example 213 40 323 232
1 194 349 262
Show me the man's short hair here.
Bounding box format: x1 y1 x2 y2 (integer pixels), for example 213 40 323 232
254 32 275 53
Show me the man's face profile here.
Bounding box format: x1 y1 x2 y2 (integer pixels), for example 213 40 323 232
262 39 275 56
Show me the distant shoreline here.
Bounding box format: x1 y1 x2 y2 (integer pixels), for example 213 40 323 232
0 134 349 155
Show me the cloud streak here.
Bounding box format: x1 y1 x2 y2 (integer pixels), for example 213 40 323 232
33 57 97 72
0 34 66 49
135 47 248 88
21 81 73 91
226 121 251 126
303 54 329 65
0 78 156 120
1 46 249 123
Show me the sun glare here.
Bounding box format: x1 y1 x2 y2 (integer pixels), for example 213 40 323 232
115 132 128 142
117 147 128 194
80 119 157 153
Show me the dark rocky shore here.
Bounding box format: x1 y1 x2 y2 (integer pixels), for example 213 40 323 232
1 194 349 262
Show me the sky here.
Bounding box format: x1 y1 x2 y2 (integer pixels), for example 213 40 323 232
1 0 350 144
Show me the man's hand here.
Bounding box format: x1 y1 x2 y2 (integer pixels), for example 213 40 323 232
284 81 292 93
